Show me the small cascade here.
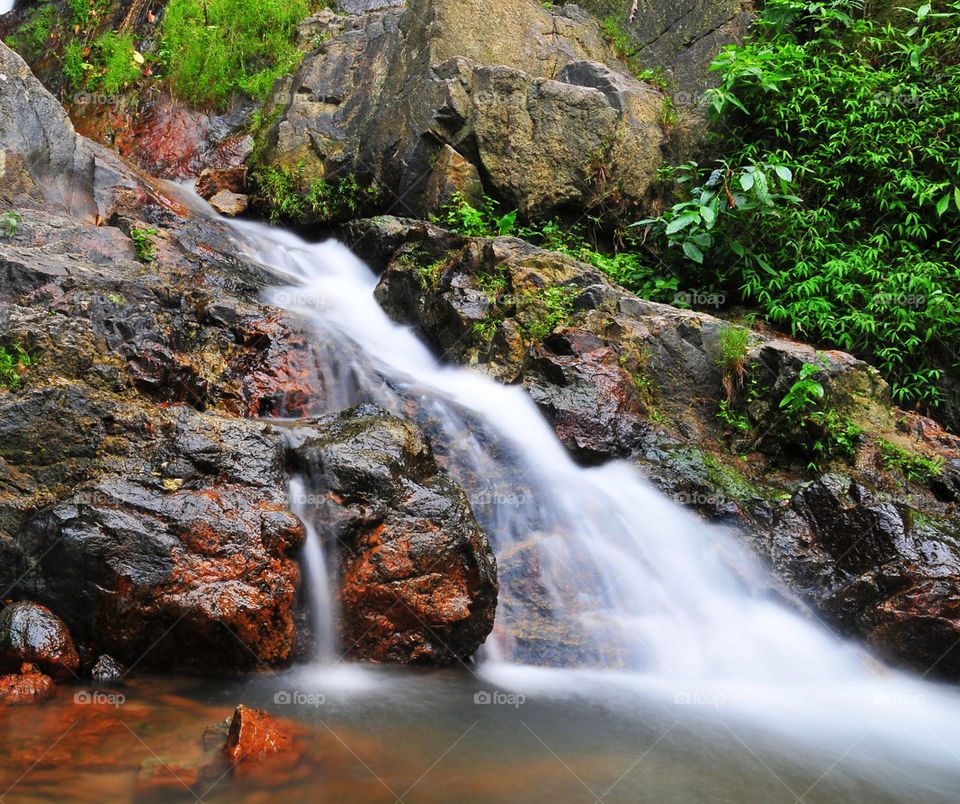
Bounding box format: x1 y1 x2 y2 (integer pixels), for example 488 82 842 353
288 476 337 662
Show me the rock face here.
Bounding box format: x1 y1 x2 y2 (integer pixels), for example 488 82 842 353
287 406 498 663
0 602 80 680
0 42 304 673
0 41 498 672
365 215 960 678
579 0 754 102
262 0 665 218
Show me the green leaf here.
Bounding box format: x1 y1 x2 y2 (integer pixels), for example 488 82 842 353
937 194 950 217
682 240 705 263
665 212 700 235
739 172 755 191
954 187 960 212
774 165 793 182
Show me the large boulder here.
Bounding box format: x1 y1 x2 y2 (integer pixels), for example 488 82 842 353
365 215 960 678
287 405 498 663
261 0 665 218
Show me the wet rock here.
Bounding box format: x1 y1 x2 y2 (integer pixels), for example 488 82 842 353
92 654 125 682
0 663 54 705
209 190 250 216
197 167 248 200
0 602 79 680
262 0 664 218
287 405 498 663
222 704 307 784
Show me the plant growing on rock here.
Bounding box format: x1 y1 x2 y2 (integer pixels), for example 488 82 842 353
776 360 862 469
716 325 750 403
876 438 942 484
2 212 21 239
0 344 33 390
130 227 157 262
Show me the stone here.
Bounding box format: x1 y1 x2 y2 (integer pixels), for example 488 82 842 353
0 602 79 680
91 654 125 682
0 663 54 706
287 405 498 663
196 167 247 199
262 0 664 218
208 190 250 216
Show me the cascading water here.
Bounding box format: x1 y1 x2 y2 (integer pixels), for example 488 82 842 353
288 476 337 662
209 214 960 799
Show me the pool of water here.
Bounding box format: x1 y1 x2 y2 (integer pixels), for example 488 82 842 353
4 662 959 803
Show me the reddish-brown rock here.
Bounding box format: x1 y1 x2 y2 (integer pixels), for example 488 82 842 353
288 406 498 663
0 602 79 680
223 705 307 784
196 167 247 199
0 663 54 705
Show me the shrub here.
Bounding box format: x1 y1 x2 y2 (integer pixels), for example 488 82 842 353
674 0 960 413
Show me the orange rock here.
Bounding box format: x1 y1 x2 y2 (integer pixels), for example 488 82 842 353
223 705 307 784
0 666 53 705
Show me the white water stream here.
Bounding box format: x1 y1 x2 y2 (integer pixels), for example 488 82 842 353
213 215 960 798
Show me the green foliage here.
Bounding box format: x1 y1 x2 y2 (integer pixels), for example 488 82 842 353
780 362 826 416
0 345 33 390
717 325 750 402
778 360 862 467
130 228 157 262
161 0 324 108
439 194 518 237
306 174 379 222
92 31 141 94
687 0 960 411
877 437 942 483
600 16 641 74
2 212 21 240
68 0 90 26
254 164 376 224
6 2 54 61
632 159 801 274
63 39 86 89
717 399 750 433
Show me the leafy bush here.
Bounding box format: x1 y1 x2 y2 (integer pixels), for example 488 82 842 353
5 2 54 61
665 0 960 412
877 437 942 483
161 0 325 108
130 228 157 262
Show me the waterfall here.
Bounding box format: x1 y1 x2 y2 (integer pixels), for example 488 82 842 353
288 476 337 662
212 216 960 779
227 219 861 678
